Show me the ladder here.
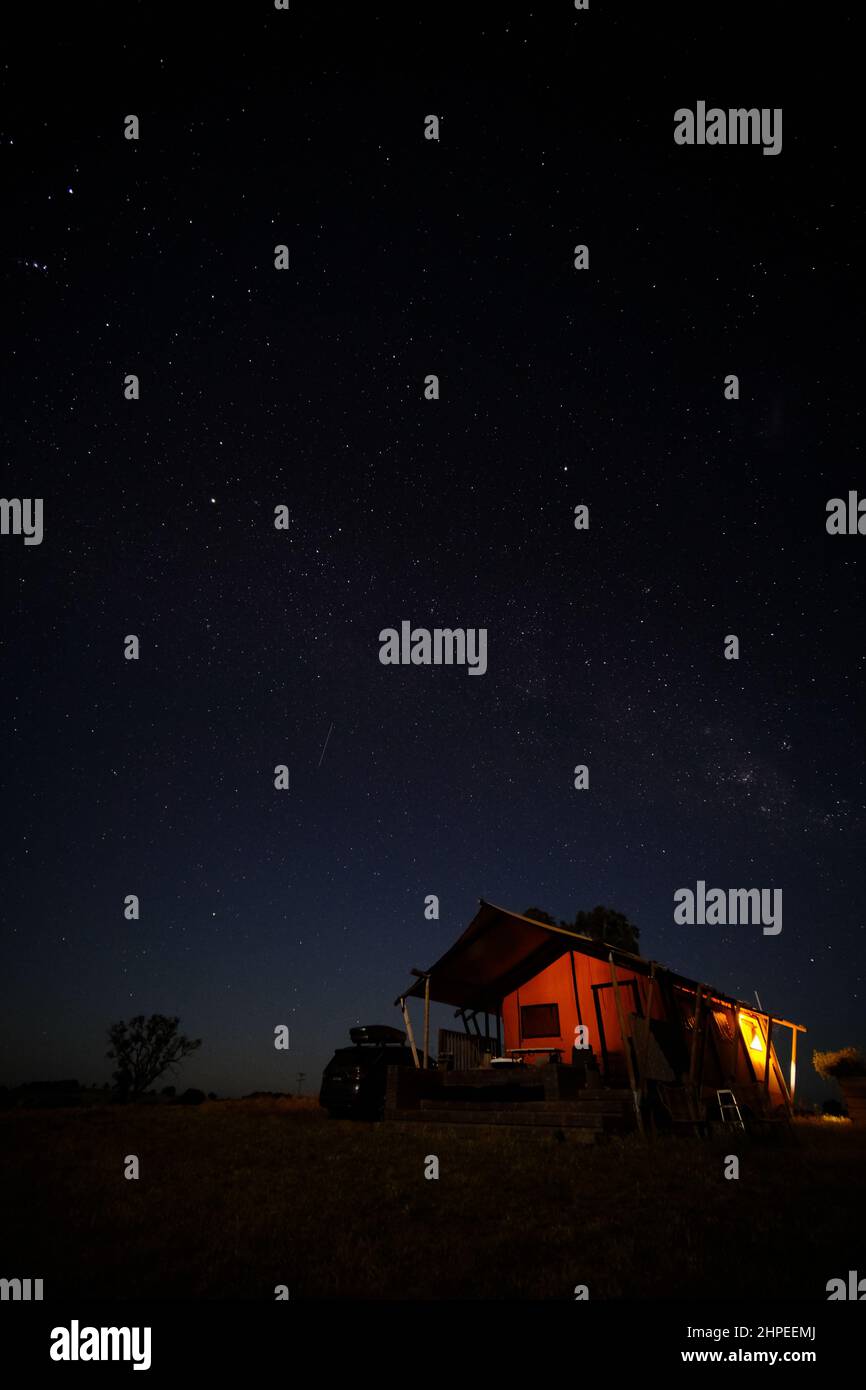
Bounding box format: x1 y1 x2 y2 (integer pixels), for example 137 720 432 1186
717 1088 745 1129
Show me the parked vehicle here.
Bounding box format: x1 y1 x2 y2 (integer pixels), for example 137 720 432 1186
319 1025 416 1118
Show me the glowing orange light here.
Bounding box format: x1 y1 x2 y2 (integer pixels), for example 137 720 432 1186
739 1013 766 1055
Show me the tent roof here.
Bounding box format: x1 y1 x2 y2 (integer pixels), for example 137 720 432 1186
395 900 806 1031
396 900 649 1012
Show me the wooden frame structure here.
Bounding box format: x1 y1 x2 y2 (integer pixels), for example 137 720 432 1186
396 901 806 1120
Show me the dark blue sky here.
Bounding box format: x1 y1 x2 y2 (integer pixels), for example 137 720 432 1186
2 5 863 1106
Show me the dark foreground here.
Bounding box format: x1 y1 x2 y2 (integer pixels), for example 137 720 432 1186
2 1101 863 1300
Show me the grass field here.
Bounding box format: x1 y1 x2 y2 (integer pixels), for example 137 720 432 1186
2 1101 864 1300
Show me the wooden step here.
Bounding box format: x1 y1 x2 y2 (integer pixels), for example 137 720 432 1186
430 1097 632 1115
392 1106 605 1129
384 1117 600 1144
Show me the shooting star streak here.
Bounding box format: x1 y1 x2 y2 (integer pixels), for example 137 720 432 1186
317 721 335 768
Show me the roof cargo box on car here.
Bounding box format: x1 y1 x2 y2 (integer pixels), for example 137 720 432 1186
349 1024 407 1046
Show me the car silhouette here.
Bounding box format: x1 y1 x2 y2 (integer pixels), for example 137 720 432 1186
319 1025 417 1119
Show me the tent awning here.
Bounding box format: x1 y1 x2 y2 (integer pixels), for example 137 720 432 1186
395 900 649 1012
395 900 807 1033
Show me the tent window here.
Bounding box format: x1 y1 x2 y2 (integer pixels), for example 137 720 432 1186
520 1003 560 1039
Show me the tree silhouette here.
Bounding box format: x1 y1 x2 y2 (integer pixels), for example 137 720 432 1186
107 1014 202 1100
523 904 640 953
522 907 559 926
573 906 640 954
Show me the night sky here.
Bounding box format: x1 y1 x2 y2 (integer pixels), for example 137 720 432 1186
3 6 863 1104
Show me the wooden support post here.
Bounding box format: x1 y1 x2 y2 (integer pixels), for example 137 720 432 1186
629 979 642 1016
400 996 420 1069
423 974 430 1069
687 985 704 1132
688 986 703 1083
610 954 645 1138
763 1016 773 1101
697 1000 710 1093
591 984 609 1080
569 952 584 1028
638 965 657 1099
772 1039 793 1116
790 1026 798 1104
730 1006 741 1087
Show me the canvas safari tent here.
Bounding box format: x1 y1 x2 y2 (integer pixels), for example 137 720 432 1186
392 900 805 1133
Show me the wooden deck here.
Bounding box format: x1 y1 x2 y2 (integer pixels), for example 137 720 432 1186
384 1062 637 1142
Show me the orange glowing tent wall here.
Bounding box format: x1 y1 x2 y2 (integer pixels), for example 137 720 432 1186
501 950 661 1082
500 947 791 1104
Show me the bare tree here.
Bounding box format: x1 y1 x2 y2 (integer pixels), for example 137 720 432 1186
107 1014 202 1100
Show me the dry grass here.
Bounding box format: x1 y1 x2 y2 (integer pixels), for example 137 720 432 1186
2 1103 864 1300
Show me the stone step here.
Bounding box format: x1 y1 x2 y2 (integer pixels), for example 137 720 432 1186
392 1106 605 1129
419 1097 632 1117
384 1117 600 1144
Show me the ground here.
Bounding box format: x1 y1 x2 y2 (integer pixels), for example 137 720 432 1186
2 1101 863 1300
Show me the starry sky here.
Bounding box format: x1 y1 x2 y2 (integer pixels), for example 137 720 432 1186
2 6 863 1103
